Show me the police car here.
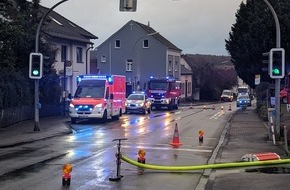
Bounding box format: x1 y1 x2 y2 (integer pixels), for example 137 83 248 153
125 91 151 114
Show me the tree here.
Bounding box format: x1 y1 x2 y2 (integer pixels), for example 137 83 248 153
184 54 237 100
0 0 61 109
225 0 290 89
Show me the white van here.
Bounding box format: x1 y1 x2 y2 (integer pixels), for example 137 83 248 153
220 90 233 102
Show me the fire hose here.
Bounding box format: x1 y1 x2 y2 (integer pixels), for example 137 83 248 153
121 154 290 171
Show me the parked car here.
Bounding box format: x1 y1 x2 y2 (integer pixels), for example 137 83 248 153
237 94 251 107
125 91 151 114
280 88 287 104
220 90 234 102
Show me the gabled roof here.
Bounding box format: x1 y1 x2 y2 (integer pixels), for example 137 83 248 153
134 20 182 52
181 64 192 75
182 54 231 69
40 6 98 43
97 20 181 52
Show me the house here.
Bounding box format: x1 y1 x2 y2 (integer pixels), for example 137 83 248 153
180 58 193 100
93 20 185 96
40 6 98 96
182 54 237 100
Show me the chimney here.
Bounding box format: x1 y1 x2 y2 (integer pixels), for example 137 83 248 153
148 21 150 27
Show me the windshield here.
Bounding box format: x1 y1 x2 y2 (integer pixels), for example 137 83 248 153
222 91 231 95
74 80 105 98
238 87 248 94
127 94 145 101
148 82 168 90
238 95 249 99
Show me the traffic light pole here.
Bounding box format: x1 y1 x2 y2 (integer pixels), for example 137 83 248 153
33 0 69 131
263 0 281 137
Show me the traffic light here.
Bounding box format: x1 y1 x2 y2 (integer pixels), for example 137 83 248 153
29 52 43 79
269 48 285 79
262 52 270 75
119 0 137 12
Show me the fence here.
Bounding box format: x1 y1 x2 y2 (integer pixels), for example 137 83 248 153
0 104 61 128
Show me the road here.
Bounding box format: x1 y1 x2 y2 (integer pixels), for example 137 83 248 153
0 102 235 190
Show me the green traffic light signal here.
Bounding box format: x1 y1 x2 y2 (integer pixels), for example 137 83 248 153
272 68 280 75
32 69 40 76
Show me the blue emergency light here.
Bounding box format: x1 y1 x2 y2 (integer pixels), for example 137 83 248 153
132 91 145 94
77 75 114 85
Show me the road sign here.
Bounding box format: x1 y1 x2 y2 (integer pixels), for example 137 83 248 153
119 0 137 12
255 74 260 85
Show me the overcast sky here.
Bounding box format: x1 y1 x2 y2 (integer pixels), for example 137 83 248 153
40 0 242 56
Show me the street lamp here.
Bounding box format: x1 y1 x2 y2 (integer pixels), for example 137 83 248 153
33 0 69 131
262 0 281 136
132 31 159 90
86 44 94 74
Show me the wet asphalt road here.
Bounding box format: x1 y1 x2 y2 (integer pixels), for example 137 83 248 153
0 103 234 190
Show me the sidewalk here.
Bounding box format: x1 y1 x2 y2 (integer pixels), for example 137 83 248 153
206 106 290 190
0 116 71 148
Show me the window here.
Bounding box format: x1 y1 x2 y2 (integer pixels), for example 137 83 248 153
126 59 132 71
174 56 179 78
61 45 67 61
188 82 192 93
101 55 106 63
115 40 121 48
143 40 148 48
76 47 83 63
168 55 173 73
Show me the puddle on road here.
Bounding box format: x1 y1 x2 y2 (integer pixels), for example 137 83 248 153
245 167 290 174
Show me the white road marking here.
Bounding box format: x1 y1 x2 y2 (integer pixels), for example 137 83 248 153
209 111 224 119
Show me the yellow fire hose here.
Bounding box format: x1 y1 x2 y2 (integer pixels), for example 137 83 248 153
121 154 290 171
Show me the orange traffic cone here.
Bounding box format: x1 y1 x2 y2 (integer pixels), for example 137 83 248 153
203 105 206 111
221 106 224 111
169 123 183 148
189 103 193 109
228 104 232 111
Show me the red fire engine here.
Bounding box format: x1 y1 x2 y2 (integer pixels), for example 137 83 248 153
146 76 181 110
69 75 126 123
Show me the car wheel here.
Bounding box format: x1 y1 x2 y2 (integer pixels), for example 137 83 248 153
101 110 107 123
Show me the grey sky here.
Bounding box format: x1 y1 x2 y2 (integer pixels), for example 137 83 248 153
40 0 242 56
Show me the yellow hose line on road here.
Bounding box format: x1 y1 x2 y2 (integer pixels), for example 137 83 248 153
121 154 290 171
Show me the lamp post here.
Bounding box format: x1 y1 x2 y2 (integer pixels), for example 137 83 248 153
262 0 281 136
86 44 94 74
132 31 159 91
33 0 69 131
